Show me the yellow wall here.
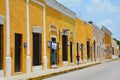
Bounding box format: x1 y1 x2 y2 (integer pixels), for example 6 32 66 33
75 18 93 62
76 18 86 61
29 0 44 70
86 23 94 61
104 32 111 45
104 32 112 59
9 0 27 75
85 23 93 45
0 0 6 15
46 5 76 68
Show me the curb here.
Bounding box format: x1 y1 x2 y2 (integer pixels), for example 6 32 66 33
27 62 102 80
102 59 118 63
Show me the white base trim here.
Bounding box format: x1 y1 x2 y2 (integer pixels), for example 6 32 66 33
51 65 58 69
0 70 4 78
63 61 68 66
6 57 11 77
44 56 47 70
33 66 42 72
26 56 31 73
0 15 4 25
112 55 118 59
83 59 87 63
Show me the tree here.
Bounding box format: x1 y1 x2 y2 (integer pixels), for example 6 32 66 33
113 38 120 50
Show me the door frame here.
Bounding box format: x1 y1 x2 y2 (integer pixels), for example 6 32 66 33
14 33 23 73
50 35 58 67
0 25 4 77
70 42 73 63
62 34 68 66
32 32 42 72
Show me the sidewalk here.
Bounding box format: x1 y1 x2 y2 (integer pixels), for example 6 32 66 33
0 62 102 80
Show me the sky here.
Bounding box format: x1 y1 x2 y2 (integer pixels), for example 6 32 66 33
56 0 120 40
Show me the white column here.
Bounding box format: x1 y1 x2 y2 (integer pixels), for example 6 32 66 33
6 0 12 77
26 0 31 73
43 6 47 70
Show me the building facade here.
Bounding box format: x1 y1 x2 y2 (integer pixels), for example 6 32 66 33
0 0 76 77
88 21 105 61
85 22 94 62
101 26 112 59
111 39 119 59
76 17 87 63
45 0 76 68
0 0 117 78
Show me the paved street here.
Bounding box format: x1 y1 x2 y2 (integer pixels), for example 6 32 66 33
44 60 120 80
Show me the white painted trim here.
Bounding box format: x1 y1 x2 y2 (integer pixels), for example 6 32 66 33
32 66 42 72
50 35 57 41
49 23 59 34
33 26 42 33
45 0 76 19
6 57 12 76
93 36 96 41
0 15 4 25
6 0 12 76
26 0 30 56
32 0 47 70
6 0 10 57
32 0 45 7
0 70 4 78
49 23 58 28
26 0 31 73
63 61 68 66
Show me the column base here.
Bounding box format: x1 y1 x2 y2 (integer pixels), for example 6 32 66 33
44 56 47 70
26 56 31 73
0 70 4 78
6 56 12 77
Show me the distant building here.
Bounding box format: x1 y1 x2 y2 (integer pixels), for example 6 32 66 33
88 21 105 61
101 26 112 59
111 39 119 59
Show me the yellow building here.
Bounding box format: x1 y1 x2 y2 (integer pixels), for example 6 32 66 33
75 17 86 63
85 22 94 62
75 17 93 63
0 0 77 77
101 26 112 59
0 0 115 78
0 0 46 77
45 0 76 68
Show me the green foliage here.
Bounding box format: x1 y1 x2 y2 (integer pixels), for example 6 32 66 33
113 38 120 49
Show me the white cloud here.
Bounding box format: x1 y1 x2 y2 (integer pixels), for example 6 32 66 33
86 0 119 14
56 0 82 8
98 19 112 27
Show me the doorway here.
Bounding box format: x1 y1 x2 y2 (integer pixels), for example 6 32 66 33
50 37 58 65
14 33 22 72
62 35 68 61
0 25 3 70
81 43 84 61
76 42 79 58
93 40 96 61
87 40 90 60
32 33 42 66
70 42 73 63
